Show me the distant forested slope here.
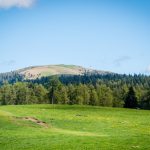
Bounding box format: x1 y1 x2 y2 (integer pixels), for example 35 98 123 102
0 71 24 85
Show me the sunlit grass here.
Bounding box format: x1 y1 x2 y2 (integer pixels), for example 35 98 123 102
0 104 150 150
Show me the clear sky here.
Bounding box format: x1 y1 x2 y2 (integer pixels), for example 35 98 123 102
0 0 150 74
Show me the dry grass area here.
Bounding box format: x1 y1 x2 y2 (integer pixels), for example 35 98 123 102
20 65 85 79
17 116 49 128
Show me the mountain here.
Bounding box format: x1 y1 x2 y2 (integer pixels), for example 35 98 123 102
0 64 112 84
18 64 112 79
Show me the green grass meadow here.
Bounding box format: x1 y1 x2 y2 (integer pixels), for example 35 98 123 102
0 105 150 150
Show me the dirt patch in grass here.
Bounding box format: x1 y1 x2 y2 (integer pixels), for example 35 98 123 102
16 117 49 128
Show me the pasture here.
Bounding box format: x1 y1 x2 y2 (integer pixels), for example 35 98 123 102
0 105 149 150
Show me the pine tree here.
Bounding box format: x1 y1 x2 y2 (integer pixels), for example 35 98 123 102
89 85 98 106
96 85 113 107
124 87 138 108
140 90 150 110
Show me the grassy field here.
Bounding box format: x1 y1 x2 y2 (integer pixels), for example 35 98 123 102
0 105 150 150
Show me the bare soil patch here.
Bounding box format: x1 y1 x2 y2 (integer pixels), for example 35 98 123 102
16 116 49 128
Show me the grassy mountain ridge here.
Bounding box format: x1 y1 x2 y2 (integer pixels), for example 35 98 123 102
17 64 112 79
0 64 112 84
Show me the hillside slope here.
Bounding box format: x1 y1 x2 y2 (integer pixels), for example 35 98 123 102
18 64 111 79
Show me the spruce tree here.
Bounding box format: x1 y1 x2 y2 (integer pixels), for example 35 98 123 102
124 87 138 108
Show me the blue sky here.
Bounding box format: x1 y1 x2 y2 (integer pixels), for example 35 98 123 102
0 0 150 74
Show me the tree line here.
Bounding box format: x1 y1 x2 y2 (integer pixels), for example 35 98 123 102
0 71 24 85
0 74 150 109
